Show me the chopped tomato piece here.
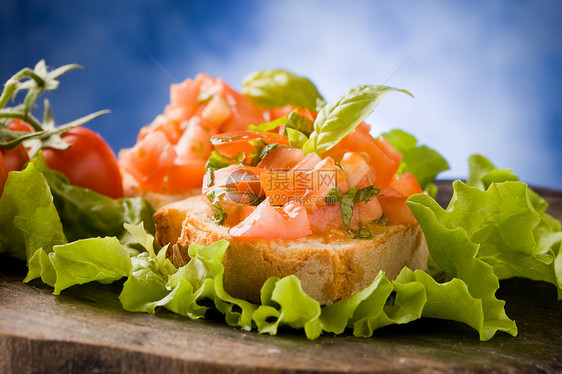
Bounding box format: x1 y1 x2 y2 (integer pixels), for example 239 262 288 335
210 131 290 159
229 199 312 239
120 74 267 195
216 81 266 132
201 95 232 127
378 195 417 225
307 203 359 234
340 152 371 188
202 164 263 196
175 117 216 163
302 157 348 201
324 128 401 189
389 172 423 197
138 114 182 144
169 76 202 115
166 160 207 192
257 146 305 170
357 196 383 223
120 131 176 182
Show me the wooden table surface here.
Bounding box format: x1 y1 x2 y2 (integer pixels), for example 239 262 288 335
1 181 561 373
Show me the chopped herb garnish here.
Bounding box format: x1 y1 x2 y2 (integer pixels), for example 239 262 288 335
327 185 381 235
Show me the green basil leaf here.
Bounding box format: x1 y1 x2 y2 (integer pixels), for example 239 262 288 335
303 85 412 155
206 188 230 225
247 116 287 132
353 226 373 239
258 143 279 161
242 69 323 110
286 128 308 149
204 150 244 186
286 110 314 136
354 186 380 204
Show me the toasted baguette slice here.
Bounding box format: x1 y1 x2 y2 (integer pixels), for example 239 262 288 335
154 196 428 305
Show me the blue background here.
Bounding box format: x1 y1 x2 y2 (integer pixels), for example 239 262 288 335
1 0 561 188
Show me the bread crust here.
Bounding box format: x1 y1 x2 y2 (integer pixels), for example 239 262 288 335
155 196 428 305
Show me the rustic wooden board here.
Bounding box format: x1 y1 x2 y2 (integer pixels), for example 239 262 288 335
1 181 561 373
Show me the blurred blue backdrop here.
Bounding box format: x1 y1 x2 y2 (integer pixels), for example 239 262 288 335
1 0 561 188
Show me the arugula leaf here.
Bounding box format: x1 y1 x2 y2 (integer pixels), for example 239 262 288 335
303 85 412 155
381 129 449 190
242 69 323 110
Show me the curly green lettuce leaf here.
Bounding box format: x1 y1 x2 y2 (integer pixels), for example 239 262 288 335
0 161 66 261
30 154 154 248
48 237 131 294
409 179 562 300
302 85 412 155
242 69 323 110
382 129 449 191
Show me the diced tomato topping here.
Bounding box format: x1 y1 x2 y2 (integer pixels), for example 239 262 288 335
357 196 383 223
120 74 266 194
166 160 207 192
229 199 312 239
307 203 359 234
202 164 264 196
323 126 401 189
377 173 422 225
119 131 176 182
389 172 423 197
256 146 305 170
378 195 417 225
210 131 290 159
217 82 266 132
175 117 216 163
302 157 348 201
340 152 371 188
169 76 202 115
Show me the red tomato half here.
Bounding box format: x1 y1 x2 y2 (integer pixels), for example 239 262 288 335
43 127 124 198
210 131 290 159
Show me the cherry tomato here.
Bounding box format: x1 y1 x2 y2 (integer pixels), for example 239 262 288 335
210 131 290 159
0 119 32 173
43 127 124 198
0 152 7 196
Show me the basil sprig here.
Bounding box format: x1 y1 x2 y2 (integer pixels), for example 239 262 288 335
302 85 412 155
242 69 323 110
